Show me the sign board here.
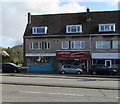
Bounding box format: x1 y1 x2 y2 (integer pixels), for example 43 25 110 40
25 53 56 57
92 53 120 59
56 50 91 59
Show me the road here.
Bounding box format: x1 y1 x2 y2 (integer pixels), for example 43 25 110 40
1 74 119 90
2 84 119 102
1 74 120 102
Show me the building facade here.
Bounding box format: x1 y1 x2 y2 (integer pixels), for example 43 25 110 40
23 10 120 72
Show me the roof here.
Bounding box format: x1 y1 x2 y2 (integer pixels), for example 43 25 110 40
24 10 120 37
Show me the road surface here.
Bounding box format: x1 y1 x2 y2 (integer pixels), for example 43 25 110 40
1 75 119 90
1 74 120 102
2 84 119 102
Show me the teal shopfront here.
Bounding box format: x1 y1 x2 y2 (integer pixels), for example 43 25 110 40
26 53 56 72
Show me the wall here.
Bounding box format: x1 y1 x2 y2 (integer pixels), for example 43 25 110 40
91 34 119 53
25 36 91 54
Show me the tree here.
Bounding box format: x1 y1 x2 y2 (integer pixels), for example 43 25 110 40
2 45 23 65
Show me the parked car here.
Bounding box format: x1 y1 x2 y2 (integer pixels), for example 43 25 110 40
59 64 83 74
112 64 120 75
89 64 117 75
2 63 23 73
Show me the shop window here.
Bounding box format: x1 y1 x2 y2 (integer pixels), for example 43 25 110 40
29 42 42 50
62 41 69 49
66 25 82 33
112 40 120 49
32 27 47 34
96 60 105 65
71 41 85 49
99 24 115 32
96 41 110 49
112 59 120 69
27 57 49 66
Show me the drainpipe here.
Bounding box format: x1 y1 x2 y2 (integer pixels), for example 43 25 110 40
86 8 91 72
89 34 92 70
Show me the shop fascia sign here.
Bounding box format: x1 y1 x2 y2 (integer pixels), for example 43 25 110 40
56 50 91 59
25 53 56 57
92 53 120 59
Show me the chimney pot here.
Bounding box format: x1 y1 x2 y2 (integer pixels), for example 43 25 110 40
87 8 90 12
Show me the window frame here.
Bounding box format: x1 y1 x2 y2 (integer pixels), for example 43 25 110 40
66 25 82 33
71 41 85 49
96 41 111 49
44 42 51 50
62 41 69 49
29 42 42 50
98 24 115 32
32 27 48 34
112 40 120 49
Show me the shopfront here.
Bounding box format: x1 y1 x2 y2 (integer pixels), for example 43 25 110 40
92 53 120 69
25 53 56 72
56 50 91 72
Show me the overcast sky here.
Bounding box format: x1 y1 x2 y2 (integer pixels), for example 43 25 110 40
0 0 119 48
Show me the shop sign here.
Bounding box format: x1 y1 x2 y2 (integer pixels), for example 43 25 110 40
92 53 120 59
56 51 91 59
25 53 56 57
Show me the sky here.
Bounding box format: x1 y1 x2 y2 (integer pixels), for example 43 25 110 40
0 0 120 48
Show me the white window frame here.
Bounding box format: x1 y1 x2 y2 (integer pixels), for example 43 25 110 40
62 41 69 49
71 41 85 49
96 41 110 49
38 42 42 50
66 25 82 33
105 60 112 68
29 42 33 50
44 42 51 50
99 24 115 32
112 40 120 49
32 27 47 34
29 42 42 50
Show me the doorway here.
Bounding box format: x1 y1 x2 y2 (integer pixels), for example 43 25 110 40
105 60 112 68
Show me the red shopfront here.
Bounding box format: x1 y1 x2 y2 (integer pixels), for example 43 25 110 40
56 50 91 72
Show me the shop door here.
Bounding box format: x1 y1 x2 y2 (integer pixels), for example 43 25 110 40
105 60 112 68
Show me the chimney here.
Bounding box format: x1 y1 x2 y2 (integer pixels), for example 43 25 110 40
86 8 90 12
28 12 31 24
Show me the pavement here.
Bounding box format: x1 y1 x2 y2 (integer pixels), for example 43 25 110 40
1 73 120 90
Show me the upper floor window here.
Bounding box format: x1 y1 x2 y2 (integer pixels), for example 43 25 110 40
71 41 85 49
29 42 42 50
99 24 115 32
66 25 82 33
32 27 47 34
62 41 69 49
44 42 51 49
112 40 120 49
96 41 110 49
